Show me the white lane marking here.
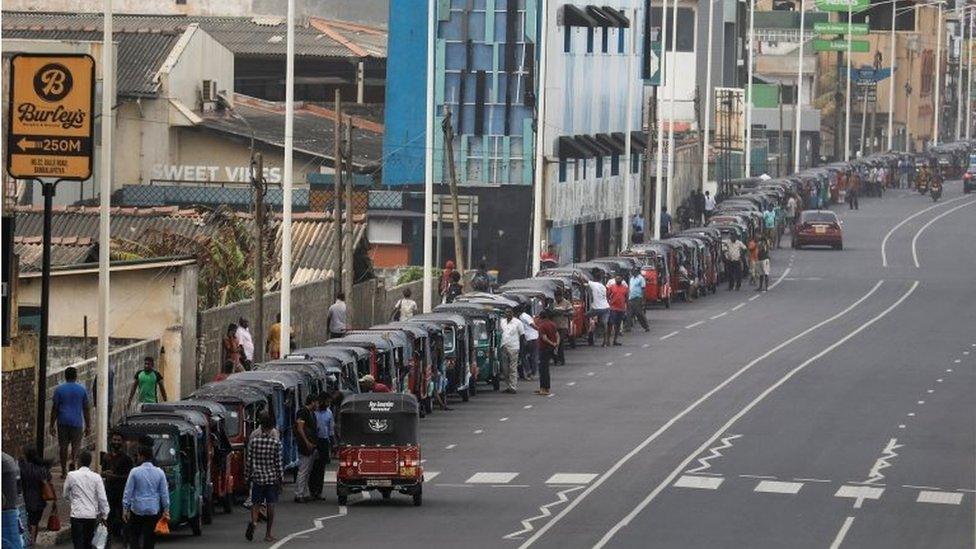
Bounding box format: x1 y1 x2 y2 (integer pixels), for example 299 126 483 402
954 359 962 363
898 424 906 429
828 516 857 549
907 412 915 417
739 474 777 479
673 475 724 490
946 368 953 372
749 295 761 301
916 491 964 505
835 485 885 508
918 401 925 405
503 485 585 540
625 352 633 357
445 444 457 450
936 378 943 383
926 389 934 393
686 434 742 474
606 362 614 366
795 478 832 483
590 281 914 549
965 351 971 355
435 483 473 488
754 480 804 494
903 484 942 490
710 312 728 320
865 438 902 485
881 194 970 267
423 471 440 482
546 473 599 485
587 372 595 376
467 472 518 484
500 417 509 422
732 303 746 311
685 321 705 329
642 343 650 348
660 331 680 340
912 200 976 267
566 382 576 387
473 429 484 434
517 281 886 549
493 484 531 488
523 405 533 409
268 506 348 549
768 266 791 290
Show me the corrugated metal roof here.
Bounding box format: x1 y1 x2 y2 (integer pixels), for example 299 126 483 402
1 11 387 59
12 206 367 286
1 25 180 96
14 236 97 272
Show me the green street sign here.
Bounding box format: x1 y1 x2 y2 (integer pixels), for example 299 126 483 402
814 0 870 12
814 22 869 35
813 38 870 52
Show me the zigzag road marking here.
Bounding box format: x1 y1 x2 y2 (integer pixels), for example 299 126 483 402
865 438 902 485
503 485 586 540
686 434 742 474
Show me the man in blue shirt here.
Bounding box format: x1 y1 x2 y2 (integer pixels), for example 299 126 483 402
763 207 778 247
659 207 672 238
625 269 650 333
123 446 169 549
50 367 91 477
308 393 335 501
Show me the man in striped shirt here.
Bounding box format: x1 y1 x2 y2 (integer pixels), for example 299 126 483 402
245 412 282 542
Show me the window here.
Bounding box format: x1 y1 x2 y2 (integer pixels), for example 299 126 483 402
647 8 696 53
631 153 640 174
587 28 594 53
611 154 620 176
579 159 586 180
564 26 572 53
596 156 604 177
559 158 568 182
175 0 186 4
618 28 625 53
602 27 609 53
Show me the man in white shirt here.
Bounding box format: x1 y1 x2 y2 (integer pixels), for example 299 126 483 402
498 309 525 393
587 276 611 346
518 307 539 380
64 451 109 549
704 191 716 220
236 317 255 364
392 288 418 321
724 234 748 291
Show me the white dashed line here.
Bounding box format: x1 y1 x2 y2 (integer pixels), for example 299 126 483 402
907 412 915 417
732 303 746 311
660 331 679 340
566 382 576 387
829 517 857 549
445 444 457 450
625 353 633 357
917 491 964 505
749 295 760 301
523 405 533 409
710 312 728 320
642 343 650 348
423 471 440 482
964 351 971 355
794 478 832 483
754 480 804 494
606 362 614 366
587 372 595 376
954 359 962 363
936 378 943 382
473 429 484 434
673 475 724 490
685 321 705 329
926 389 934 393
546 473 599 485
466 472 519 484
918 401 925 405
946 368 953 372
500 417 509 422
898 424 906 429
739 474 777 479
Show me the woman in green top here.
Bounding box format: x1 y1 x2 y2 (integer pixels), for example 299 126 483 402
126 356 168 409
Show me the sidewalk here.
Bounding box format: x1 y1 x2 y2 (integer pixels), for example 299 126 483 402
33 466 71 546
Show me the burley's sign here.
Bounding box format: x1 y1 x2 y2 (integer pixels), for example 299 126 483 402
6 53 95 180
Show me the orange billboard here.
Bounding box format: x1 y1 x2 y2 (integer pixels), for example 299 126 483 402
6 53 95 180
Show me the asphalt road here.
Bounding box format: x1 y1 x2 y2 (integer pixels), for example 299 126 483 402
193 182 975 549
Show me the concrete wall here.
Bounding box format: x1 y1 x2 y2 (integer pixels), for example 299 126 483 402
17 262 198 400
160 26 236 113
1 333 39 453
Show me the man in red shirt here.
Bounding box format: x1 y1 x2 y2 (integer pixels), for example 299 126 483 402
606 273 629 346
534 310 560 396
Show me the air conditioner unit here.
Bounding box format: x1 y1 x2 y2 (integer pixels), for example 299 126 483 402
202 80 217 102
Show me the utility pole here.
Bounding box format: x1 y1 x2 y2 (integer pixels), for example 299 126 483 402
95 0 113 459
441 108 466 274
835 48 844 160
333 90 343 297
934 1 943 146
252 153 266 362
643 90 655 242
778 83 785 176
342 120 354 325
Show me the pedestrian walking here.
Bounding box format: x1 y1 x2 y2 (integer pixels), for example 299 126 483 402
786 194 798 228
18 446 53 547
631 213 645 243
327 293 348 339
236 318 255 368
51 366 91 476
659 207 672 238
391 287 418 321
756 239 771 291
552 289 574 363
725 234 747 290
499 309 524 394
245 412 282 543
470 263 491 292
704 191 716 220
747 235 759 286
63 451 109 549
518 305 539 379
126 357 167 410
101 431 133 544
222 324 242 371
625 269 649 332
763 206 777 247
586 275 611 347
308 393 334 501
606 273 629 346
266 314 282 359
534 310 559 397
444 271 463 303
122 446 168 549
293 395 318 503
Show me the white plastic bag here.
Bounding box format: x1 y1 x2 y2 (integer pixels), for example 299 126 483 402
92 523 108 549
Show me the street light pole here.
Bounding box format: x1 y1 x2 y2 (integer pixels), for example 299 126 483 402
653 0 670 241
794 0 806 171
531 0 549 274
666 0 679 209
887 0 897 150
934 1 943 146
845 0 853 161
423 0 436 311
745 0 755 177
703 0 716 188
96 0 113 457
968 12 974 139
621 7 635 248
956 3 965 141
281 0 294 355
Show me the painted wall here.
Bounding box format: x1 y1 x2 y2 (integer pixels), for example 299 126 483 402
382 0 429 186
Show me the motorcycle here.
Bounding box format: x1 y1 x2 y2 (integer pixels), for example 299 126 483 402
931 181 943 202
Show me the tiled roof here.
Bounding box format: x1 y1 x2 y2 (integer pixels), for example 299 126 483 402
14 236 96 272
1 11 387 59
11 206 367 286
1 24 181 96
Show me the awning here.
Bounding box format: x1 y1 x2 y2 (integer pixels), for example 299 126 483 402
586 6 617 26
557 135 592 159
578 134 613 156
609 132 628 151
563 5 598 27
601 6 631 28
596 133 625 154
629 131 648 152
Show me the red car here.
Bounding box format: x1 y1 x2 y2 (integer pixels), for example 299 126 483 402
792 210 843 250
